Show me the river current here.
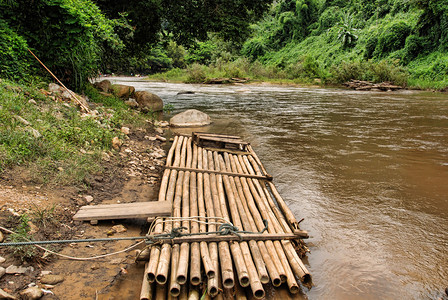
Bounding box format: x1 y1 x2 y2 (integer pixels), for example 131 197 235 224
108 77 448 300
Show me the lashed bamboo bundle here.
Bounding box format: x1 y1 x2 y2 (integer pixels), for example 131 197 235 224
141 134 310 299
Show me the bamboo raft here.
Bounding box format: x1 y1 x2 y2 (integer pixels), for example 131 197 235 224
140 133 311 299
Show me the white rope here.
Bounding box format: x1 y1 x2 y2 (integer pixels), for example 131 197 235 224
0 225 145 261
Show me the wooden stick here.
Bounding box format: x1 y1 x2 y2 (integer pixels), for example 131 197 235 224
165 166 272 181
146 219 164 282
141 263 154 300
27 48 90 112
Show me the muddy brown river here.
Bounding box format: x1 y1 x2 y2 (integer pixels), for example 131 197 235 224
109 77 448 299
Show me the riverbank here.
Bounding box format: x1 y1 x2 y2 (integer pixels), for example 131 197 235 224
146 62 448 92
0 79 169 299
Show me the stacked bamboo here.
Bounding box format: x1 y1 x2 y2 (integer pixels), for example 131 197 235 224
140 135 311 299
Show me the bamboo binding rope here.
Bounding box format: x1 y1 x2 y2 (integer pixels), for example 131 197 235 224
141 134 311 299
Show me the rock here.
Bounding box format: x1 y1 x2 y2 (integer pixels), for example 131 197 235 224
111 225 127 233
84 195 94 203
40 271 52 276
177 91 195 95
28 99 37 105
120 127 130 135
0 288 16 299
134 91 163 112
20 286 43 300
155 127 163 134
48 83 62 94
0 267 5 278
6 265 34 274
144 136 157 141
93 80 112 93
169 109 211 127
0 231 4 242
110 84 135 99
40 274 64 285
124 98 139 108
155 135 166 142
101 152 110 161
0 256 5 263
112 137 122 150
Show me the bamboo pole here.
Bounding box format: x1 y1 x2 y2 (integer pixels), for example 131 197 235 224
154 283 167 300
146 219 164 282
141 263 154 300
155 136 184 285
243 155 310 286
188 285 200 300
202 148 219 297
169 242 181 297
225 154 269 284
177 138 192 285
27 48 91 113
179 284 188 300
207 150 234 290
196 147 215 279
189 143 202 286
231 155 283 287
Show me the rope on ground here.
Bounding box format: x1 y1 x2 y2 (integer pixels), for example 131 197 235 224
0 225 145 261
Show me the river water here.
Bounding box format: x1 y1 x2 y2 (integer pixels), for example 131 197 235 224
108 77 448 300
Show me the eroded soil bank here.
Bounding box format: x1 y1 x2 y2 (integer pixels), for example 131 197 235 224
0 122 168 299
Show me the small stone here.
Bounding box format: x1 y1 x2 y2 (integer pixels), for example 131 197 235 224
155 127 163 134
57 167 64 172
40 274 64 285
0 288 16 299
101 152 110 161
0 256 6 263
124 98 139 108
120 127 130 135
28 99 37 105
155 135 166 142
158 121 169 127
90 264 99 270
124 148 132 154
84 195 94 203
0 267 6 278
111 224 127 233
6 265 34 274
0 231 4 242
112 137 122 150
20 286 43 300
40 271 52 276
42 285 54 289
144 136 157 141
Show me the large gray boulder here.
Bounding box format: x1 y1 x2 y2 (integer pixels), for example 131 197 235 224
170 109 211 127
134 91 163 112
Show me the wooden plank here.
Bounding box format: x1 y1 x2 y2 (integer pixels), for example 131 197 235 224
197 135 248 145
149 233 305 244
165 166 273 181
73 201 172 221
193 133 242 140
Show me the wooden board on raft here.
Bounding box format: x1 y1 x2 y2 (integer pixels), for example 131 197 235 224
73 201 172 222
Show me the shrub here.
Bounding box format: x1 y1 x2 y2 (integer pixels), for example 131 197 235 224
241 37 268 61
0 20 31 81
373 21 412 58
185 63 207 83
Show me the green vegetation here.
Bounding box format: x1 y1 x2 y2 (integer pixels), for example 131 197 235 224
7 214 36 261
0 79 146 186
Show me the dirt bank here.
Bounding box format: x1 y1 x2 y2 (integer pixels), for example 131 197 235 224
0 122 168 299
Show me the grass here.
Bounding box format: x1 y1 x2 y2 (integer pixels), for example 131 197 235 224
0 79 148 186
